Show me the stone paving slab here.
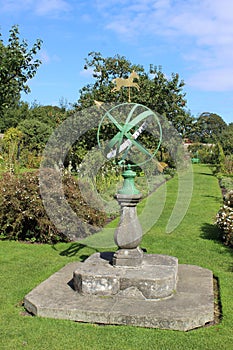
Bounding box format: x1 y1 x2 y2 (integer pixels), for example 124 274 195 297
24 260 214 331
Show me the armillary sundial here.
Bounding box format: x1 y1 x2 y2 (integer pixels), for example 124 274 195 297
24 71 215 331
96 102 162 195
94 75 163 264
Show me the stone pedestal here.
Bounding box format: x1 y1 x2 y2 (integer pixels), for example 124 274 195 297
73 252 178 300
113 192 143 266
24 259 215 331
112 247 143 267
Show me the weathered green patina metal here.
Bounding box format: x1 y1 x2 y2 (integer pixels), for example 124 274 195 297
97 102 162 167
117 165 140 195
97 102 162 195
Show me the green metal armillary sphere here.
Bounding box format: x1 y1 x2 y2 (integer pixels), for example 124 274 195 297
97 102 162 195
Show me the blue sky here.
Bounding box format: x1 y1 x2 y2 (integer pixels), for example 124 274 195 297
0 0 233 124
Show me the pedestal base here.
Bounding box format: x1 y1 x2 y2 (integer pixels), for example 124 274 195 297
113 247 143 267
24 256 215 331
73 252 178 299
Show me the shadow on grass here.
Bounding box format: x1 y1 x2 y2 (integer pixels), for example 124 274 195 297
200 223 222 242
202 195 222 203
59 243 98 261
197 171 214 176
201 223 233 272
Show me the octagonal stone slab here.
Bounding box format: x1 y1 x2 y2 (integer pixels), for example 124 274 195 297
24 256 215 331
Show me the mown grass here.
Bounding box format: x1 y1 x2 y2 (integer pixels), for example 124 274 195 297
0 164 233 350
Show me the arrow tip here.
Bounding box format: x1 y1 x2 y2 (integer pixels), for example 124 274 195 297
94 100 104 108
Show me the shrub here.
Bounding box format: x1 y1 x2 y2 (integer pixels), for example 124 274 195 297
224 190 233 207
0 171 107 243
219 177 233 192
216 191 233 247
224 154 233 175
187 143 216 164
214 143 226 174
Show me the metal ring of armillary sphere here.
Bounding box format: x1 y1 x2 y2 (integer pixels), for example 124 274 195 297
97 102 162 168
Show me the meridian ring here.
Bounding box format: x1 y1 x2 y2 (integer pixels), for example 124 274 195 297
97 103 162 168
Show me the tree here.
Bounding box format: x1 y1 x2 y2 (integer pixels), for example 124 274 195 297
172 112 196 139
214 142 226 174
0 101 31 132
0 101 69 133
228 122 233 130
0 25 42 120
27 104 69 128
69 52 192 169
73 52 190 167
219 123 233 155
17 119 52 153
195 112 227 143
77 52 187 125
2 127 23 173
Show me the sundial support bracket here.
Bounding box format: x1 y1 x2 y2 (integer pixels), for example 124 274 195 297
117 165 140 196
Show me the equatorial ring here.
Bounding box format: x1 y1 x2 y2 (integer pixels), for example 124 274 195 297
97 103 162 167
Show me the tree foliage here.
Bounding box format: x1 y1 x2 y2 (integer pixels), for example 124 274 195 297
78 52 188 127
218 123 233 156
0 25 42 119
17 118 53 153
195 112 227 142
1 127 23 173
72 51 191 168
0 100 71 133
0 101 31 132
26 103 69 128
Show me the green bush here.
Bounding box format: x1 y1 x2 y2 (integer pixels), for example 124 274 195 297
0 171 107 243
224 154 233 175
187 143 216 164
219 176 233 192
216 190 233 247
214 142 226 174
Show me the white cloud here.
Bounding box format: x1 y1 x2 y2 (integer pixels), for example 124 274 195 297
35 0 71 16
0 0 71 17
187 68 233 91
39 50 61 64
0 0 32 12
94 0 233 92
40 50 51 64
97 0 233 46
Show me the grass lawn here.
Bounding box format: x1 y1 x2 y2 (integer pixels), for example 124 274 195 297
0 164 232 350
